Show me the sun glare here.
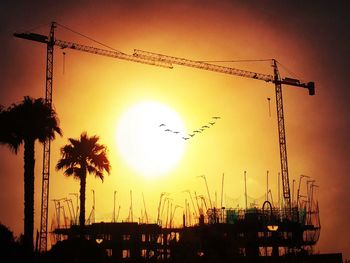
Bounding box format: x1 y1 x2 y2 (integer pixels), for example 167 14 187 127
116 101 187 178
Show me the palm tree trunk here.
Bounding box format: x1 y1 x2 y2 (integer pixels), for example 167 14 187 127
24 138 35 252
79 165 87 235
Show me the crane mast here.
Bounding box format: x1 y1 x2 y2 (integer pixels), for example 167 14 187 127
272 59 291 211
39 22 55 252
133 49 315 216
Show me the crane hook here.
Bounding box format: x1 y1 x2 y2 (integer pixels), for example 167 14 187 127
267 97 271 117
62 51 66 74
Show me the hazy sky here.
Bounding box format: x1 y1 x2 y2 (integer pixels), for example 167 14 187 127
0 0 349 258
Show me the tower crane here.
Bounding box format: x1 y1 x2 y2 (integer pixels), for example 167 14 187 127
132 49 315 217
14 21 315 252
14 22 172 252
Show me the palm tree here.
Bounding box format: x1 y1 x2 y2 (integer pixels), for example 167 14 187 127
56 132 110 230
0 96 62 252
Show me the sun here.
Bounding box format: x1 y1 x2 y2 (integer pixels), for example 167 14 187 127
116 101 187 178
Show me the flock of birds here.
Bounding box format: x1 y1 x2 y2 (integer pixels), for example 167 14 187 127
159 116 221 141
157 97 270 141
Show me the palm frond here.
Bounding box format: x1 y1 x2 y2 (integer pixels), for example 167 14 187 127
86 164 104 181
57 132 110 182
1 96 61 147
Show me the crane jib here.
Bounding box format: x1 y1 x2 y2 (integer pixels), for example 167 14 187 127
133 49 315 96
13 32 315 96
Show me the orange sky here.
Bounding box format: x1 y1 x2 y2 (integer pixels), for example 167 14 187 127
0 0 349 259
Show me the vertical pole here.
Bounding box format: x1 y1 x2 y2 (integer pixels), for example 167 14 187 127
310 184 318 217
39 21 56 252
169 202 173 228
194 191 200 214
306 180 315 224
142 192 149 224
201 175 213 209
266 170 269 202
310 185 314 214
183 211 186 228
184 199 187 227
130 190 133 222
69 193 78 225
157 193 164 225
297 175 309 209
63 199 73 225
156 193 164 224
35 230 39 252
220 173 224 222
244 171 248 210
292 179 295 207
116 205 121 222
186 191 198 218
113 191 116 222
278 172 280 210
92 189 95 223
165 200 170 228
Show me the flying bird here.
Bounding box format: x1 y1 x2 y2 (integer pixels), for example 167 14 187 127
200 128 205 132
182 137 190 140
212 116 221 119
165 129 172 132
202 125 210 128
209 122 215 125
189 134 195 137
159 123 166 127
173 131 180 134
193 130 201 133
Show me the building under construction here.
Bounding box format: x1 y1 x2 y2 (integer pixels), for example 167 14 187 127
52 197 341 262
14 23 342 262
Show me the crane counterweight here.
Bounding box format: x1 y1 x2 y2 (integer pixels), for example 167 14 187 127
14 33 48 43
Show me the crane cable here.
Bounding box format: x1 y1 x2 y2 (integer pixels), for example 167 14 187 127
56 22 126 55
20 22 52 33
276 61 303 81
21 22 302 81
200 59 305 83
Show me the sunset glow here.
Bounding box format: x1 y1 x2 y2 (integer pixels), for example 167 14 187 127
0 1 349 260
